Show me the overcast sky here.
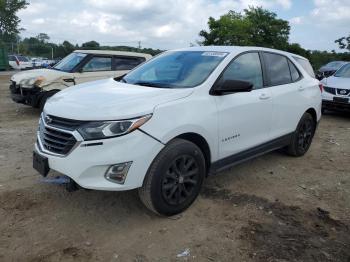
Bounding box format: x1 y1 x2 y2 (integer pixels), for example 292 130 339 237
18 0 350 51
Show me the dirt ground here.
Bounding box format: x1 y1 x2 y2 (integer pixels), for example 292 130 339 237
0 72 349 262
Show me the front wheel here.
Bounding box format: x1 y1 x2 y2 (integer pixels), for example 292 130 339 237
139 139 206 216
286 112 316 157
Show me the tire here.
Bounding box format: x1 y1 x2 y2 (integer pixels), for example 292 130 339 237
138 138 206 216
286 112 316 157
39 90 59 111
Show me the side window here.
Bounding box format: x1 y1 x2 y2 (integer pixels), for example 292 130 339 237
288 60 301 82
18 56 29 62
263 53 291 86
219 52 263 89
82 56 112 72
8 55 15 61
114 57 145 70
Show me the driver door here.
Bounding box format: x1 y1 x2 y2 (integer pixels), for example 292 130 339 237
214 52 273 160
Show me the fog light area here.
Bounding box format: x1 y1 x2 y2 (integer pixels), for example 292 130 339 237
104 162 132 184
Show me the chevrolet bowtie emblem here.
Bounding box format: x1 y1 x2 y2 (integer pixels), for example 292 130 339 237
45 115 52 124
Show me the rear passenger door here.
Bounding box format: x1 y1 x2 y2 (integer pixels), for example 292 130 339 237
261 52 304 139
215 52 273 159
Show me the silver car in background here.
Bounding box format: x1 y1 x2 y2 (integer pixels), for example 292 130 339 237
321 63 350 112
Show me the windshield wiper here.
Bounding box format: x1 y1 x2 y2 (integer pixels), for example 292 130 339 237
132 81 168 88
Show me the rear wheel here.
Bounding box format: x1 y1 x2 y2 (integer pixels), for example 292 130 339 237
139 139 206 216
287 112 316 157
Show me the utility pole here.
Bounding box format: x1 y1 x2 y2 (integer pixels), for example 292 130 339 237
138 41 141 50
17 40 19 54
11 42 14 53
51 47 54 60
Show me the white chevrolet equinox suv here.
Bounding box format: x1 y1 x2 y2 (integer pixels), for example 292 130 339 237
33 46 322 216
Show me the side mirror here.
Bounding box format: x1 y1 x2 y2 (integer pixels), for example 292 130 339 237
213 79 253 95
114 74 127 81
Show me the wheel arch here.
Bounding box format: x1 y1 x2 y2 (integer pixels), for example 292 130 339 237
175 132 211 172
305 107 317 126
37 89 60 108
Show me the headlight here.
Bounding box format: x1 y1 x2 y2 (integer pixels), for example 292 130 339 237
20 76 45 88
77 114 152 140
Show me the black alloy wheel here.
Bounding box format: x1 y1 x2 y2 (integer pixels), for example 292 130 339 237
297 118 314 153
161 155 199 206
139 139 206 216
286 112 316 157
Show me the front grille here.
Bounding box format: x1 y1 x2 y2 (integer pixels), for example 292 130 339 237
39 118 77 155
324 70 336 78
337 88 350 96
323 86 336 95
45 115 86 131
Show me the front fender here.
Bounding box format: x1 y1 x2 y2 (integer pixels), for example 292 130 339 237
140 95 219 162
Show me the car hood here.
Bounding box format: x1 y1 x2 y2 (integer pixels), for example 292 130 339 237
319 66 337 72
10 68 68 86
45 78 194 120
322 76 350 89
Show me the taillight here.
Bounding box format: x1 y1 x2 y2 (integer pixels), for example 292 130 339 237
319 83 323 93
16 58 20 66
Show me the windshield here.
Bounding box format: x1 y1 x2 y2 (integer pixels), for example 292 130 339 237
334 63 350 78
123 51 228 88
54 52 87 72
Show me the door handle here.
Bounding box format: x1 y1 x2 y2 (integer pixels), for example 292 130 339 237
298 86 306 91
259 93 270 100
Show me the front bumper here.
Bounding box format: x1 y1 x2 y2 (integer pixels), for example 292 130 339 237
322 91 350 111
322 100 350 111
9 82 42 106
34 129 164 191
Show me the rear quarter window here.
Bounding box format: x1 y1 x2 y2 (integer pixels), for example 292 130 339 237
293 57 315 78
288 60 302 82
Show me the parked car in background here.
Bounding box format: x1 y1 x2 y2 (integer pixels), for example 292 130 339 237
10 50 152 110
316 61 348 80
51 58 61 67
31 57 45 68
8 55 32 70
32 46 321 216
321 62 350 112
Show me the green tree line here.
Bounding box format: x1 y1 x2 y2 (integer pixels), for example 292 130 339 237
199 7 350 70
2 34 163 59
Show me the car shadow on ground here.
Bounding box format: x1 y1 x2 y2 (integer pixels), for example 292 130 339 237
323 110 350 119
